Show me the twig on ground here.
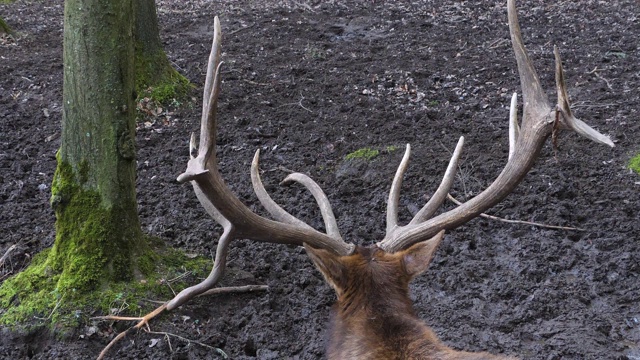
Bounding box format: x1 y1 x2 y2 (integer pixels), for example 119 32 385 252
587 67 613 90
95 285 268 359
242 79 269 86
0 244 17 268
145 329 228 359
96 303 168 360
572 101 615 109
279 93 313 113
229 22 255 36
487 38 508 49
34 294 65 321
447 194 586 231
292 1 315 12
167 270 192 283
142 298 167 305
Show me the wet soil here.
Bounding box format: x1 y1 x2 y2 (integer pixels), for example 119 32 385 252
1 0 639 359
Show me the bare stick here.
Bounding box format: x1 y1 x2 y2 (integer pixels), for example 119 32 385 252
97 303 168 360
145 330 228 358
198 284 269 297
95 285 267 359
0 244 17 267
447 194 585 231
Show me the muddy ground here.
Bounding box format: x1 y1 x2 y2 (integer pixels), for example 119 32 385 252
1 0 639 359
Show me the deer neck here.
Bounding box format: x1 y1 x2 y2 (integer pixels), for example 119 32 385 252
335 281 422 331
326 286 443 359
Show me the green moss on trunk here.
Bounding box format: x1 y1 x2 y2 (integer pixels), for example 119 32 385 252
0 0 200 335
135 48 191 104
134 0 191 104
0 0 159 333
49 155 149 293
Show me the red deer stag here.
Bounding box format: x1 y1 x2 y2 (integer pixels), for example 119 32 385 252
143 0 613 358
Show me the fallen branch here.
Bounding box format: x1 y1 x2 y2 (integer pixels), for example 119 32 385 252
96 303 167 360
95 285 268 360
198 284 268 297
447 194 586 231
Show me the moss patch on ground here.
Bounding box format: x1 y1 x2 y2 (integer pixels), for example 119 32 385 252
345 147 380 161
0 237 213 334
629 153 640 175
0 154 213 335
0 16 12 34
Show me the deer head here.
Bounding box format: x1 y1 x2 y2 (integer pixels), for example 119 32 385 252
305 235 519 359
169 0 613 358
304 237 442 312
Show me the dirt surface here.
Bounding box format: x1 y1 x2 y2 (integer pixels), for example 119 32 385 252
1 0 639 359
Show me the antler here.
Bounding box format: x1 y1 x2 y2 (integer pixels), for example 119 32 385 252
167 17 354 311
376 0 613 253
170 0 615 307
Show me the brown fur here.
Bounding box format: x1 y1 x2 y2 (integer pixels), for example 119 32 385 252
305 242 518 360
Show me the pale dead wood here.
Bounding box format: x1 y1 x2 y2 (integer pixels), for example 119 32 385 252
447 194 586 231
0 244 17 268
145 330 228 358
96 284 267 359
198 284 268 297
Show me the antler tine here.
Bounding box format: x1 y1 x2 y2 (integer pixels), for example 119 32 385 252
508 0 613 149
166 226 233 310
377 0 613 253
507 0 551 123
250 149 343 241
554 46 614 147
379 137 464 246
202 17 222 112
409 136 465 225
250 149 316 231
200 16 223 165
178 16 354 258
281 173 343 241
386 144 411 236
508 92 520 161
380 137 463 244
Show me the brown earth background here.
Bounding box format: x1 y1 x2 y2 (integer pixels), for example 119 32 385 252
1 0 639 359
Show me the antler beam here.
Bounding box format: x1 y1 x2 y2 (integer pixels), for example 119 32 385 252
376 0 613 252
167 17 354 311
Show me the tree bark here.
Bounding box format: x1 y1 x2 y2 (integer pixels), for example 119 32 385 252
134 0 163 56
49 0 147 293
134 0 189 103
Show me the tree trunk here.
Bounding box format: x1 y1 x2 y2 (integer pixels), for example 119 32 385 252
49 0 147 293
134 0 189 104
